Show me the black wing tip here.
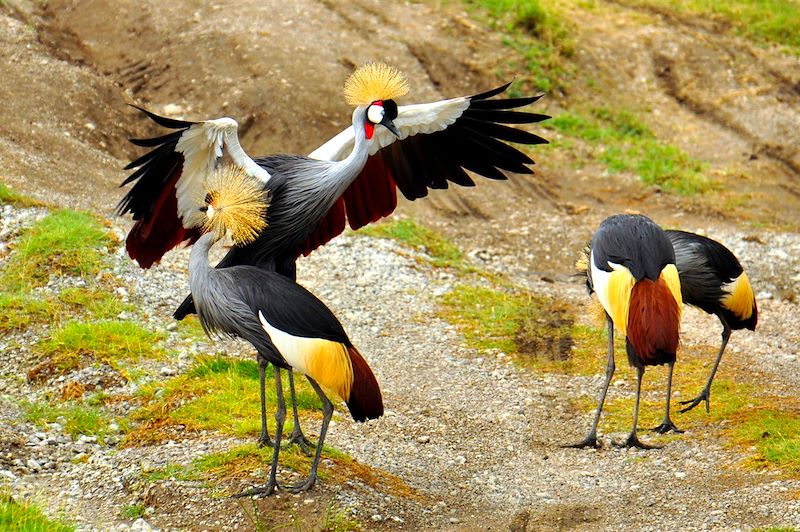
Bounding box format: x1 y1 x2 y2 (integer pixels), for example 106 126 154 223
470 81 513 101
128 103 196 130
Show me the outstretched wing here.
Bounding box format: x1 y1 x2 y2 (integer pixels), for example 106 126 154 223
305 83 549 248
118 107 270 268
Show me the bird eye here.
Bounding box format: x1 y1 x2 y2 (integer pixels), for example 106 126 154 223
367 104 385 124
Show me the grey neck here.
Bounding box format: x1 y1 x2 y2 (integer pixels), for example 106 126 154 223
332 106 370 186
188 232 217 291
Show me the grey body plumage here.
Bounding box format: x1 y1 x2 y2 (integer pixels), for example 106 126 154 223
189 233 279 365
215 107 370 274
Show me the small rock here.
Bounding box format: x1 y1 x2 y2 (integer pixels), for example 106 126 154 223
371 514 383 522
131 517 158 531
26 458 41 472
675 471 686 479
416 435 430 444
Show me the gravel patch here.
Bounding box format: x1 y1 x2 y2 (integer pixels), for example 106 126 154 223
0 202 798 530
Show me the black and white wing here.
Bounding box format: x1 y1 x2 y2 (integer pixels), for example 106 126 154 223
303 82 549 249
118 107 270 268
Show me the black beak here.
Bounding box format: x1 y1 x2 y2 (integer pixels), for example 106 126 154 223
381 117 400 138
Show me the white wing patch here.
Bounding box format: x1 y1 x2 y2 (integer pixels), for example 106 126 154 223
258 310 311 375
308 96 471 162
174 118 271 228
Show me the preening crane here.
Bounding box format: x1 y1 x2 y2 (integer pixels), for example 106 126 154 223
665 230 758 414
188 167 382 495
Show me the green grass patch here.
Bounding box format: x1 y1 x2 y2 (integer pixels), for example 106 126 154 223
546 108 712 194
143 441 416 502
0 293 58 332
2 210 115 291
0 491 74 532
438 284 613 373
22 400 124 442
35 320 165 377
0 182 38 207
357 218 463 268
731 408 800 472
174 315 208 340
322 504 362 532
0 286 132 335
127 356 320 445
617 0 800 53
119 503 146 521
141 443 341 487
57 287 132 320
438 284 524 354
574 339 800 476
463 0 574 93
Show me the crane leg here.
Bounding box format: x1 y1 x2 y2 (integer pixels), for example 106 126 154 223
563 315 615 449
234 366 286 497
286 376 333 493
614 366 660 449
257 359 272 448
651 362 684 434
679 317 731 414
286 371 313 456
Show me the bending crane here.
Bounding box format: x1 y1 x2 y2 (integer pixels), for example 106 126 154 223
666 230 758 414
568 214 683 449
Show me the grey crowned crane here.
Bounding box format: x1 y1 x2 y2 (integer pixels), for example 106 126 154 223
117 62 549 451
568 214 683 449
665 230 758 414
189 167 382 496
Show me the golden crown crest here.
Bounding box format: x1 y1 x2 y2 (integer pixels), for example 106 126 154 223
343 62 409 106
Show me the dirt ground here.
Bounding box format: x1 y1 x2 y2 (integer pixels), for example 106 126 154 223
1 0 799 530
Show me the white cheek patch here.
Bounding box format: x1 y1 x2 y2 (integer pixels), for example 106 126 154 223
367 104 385 124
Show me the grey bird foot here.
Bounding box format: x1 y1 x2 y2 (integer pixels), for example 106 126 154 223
257 434 273 448
679 390 710 414
612 433 661 450
561 435 600 449
231 480 279 498
285 428 314 457
650 420 684 434
286 473 318 494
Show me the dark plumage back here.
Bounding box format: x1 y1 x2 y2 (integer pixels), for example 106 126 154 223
591 214 676 281
231 267 383 422
666 230 757 331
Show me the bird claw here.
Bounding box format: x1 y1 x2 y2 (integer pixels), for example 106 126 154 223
231 480 279 498
285 428 314 457
612 433 661 450
257 435 273 449
678 390 710 414
650 421 684 434
285 473 318 494
561 435 600 449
